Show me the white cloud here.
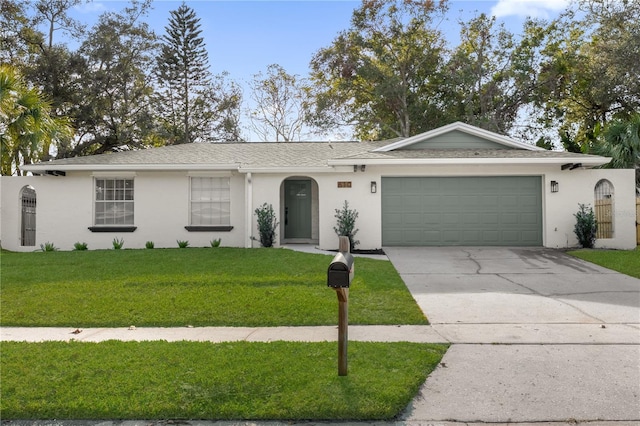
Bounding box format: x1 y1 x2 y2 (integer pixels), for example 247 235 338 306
490 0 569 19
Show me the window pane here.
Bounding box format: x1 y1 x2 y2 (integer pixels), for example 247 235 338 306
190 177 230 226
95 179 134 226
122 202 134 225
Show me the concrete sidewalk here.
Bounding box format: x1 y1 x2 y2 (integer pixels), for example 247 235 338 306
2 323 639 344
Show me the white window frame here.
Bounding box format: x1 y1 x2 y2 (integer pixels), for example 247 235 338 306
93 177 135 226
189 176 231 226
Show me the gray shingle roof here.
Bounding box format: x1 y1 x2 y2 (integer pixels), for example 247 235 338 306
23 140 609 171
27 141 382 169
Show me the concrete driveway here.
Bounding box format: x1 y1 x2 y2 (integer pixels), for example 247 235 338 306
385 247 640 424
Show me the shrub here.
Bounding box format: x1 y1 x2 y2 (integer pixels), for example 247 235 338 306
333 200 359 251
177 240 190 248
574 203 598 248
73 242 88 251
145 241 155 249
210 238 221 248
112 238 124 250
40 242 57 252
254 203 279 248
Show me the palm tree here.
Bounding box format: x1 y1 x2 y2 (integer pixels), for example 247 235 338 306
0 64 72 175
596 114 640 191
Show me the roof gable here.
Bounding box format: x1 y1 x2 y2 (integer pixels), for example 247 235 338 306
373 122 543 152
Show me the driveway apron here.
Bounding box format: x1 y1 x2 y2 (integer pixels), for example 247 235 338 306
385 247 640 423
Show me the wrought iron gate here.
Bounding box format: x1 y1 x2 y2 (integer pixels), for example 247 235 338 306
21 186 36 246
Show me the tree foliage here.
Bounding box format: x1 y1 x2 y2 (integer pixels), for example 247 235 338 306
309 0 449 140
442 13 537 134
2 0 639 171
595 113 640 188
0 64 72 175
66 0 159 156
527 0 640 150
247 64 311 142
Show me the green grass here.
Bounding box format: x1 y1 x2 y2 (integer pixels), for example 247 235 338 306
0 340 447 420
568 246 640 279
0 248 427 327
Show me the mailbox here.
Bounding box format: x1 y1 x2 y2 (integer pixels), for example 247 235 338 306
327 252 354 288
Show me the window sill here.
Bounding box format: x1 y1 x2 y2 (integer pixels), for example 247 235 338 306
88 226 137 233
184 226 234 232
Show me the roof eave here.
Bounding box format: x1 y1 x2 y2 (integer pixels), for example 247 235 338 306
238 166 348 174
21 163 241 172
328 157 611 167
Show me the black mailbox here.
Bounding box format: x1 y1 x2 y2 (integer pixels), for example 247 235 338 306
327 252 354 288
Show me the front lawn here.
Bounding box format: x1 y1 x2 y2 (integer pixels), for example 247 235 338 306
568 246 640 279
0 248 427 327
0 340 447 420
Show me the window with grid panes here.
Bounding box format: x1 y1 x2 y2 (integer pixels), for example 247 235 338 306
190 177 230 226
94 178 134 225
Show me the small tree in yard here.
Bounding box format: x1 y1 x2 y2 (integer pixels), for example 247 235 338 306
334 200 359 251
255 203 279 247
574 203 598 248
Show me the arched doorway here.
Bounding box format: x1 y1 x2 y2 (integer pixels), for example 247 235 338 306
281 177 319 244
20 186 37 246
594 179 614 239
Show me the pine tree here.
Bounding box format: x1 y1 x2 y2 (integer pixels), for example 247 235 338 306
156 2 242 144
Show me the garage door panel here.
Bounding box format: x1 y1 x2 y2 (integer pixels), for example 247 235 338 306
521 212 540 225
521 195 539 207
462 230 481 243
442 230 461 242
404 213 422 225
479 195 499 206
500 213 519 225
442 213 459 224
482 230 500 243
382 176 542 246
481 213 499 224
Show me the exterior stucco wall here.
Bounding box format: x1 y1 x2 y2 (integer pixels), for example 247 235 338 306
542 168 636 249
267 165 636 251
1 171 247 251
2 165 635 252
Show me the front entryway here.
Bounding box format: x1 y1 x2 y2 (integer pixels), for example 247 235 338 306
284 179 312 240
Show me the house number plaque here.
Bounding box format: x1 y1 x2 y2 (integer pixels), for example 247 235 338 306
337 181 352 188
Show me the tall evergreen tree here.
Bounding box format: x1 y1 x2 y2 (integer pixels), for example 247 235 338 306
156 2 242 143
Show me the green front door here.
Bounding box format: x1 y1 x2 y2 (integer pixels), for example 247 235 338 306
285 180 312 239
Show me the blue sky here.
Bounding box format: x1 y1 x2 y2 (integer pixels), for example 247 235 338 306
66 0 569 86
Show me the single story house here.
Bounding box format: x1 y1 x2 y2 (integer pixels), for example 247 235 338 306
1 122 637 251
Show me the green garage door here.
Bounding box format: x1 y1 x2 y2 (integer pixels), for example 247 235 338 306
382 176 542 246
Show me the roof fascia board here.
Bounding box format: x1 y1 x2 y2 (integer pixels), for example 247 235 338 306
21 163 240 172
328 156 611 167
237 166 347 174
373 122 544 152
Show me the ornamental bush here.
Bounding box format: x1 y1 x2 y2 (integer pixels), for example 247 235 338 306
255 203 279 248
334 200 359 251
574 203 598 248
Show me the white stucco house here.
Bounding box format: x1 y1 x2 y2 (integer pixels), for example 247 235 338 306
1 122 637 251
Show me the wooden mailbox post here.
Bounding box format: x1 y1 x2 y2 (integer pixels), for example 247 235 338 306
327 236 353 376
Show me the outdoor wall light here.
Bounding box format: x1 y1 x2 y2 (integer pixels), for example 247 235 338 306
360 164 366 172
371 181 377 193
551 180 559 193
